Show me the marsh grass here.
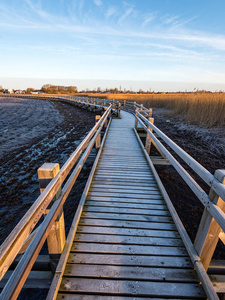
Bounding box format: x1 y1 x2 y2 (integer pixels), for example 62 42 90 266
87 93 225 128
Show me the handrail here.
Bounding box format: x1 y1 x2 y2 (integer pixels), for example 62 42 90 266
0 105 112 299
135 112 225 233
136 110 225 201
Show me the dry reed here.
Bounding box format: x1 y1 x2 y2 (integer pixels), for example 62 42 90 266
87 93 225 128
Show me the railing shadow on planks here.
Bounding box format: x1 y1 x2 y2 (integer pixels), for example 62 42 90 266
0 94 225 299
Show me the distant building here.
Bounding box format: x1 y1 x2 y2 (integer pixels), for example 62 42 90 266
4 89 14 94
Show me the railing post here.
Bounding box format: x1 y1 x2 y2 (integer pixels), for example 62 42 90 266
134 109 139 129
37 163 65 259
116 101 121 118
95 115 101 148
145 117 154 155
194 169 225 270
118 103 121 118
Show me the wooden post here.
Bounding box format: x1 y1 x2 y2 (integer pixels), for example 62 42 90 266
134 109 139 129
145 117 154 155
118 103 121 118
95 115 101 148
194 169 225 270
148 108 153 117
124 100 126 108
37 163 65 258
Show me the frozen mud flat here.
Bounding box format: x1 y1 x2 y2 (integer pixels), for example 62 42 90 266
0 97 64 157
0 97 97 245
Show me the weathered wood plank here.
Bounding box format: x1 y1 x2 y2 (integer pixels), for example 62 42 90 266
71 242 187 256
59 278 205 298
81 212 173 223
90 184 158 191
74 233 183 246
92 179 157 186
79 218 176 230
88 192 162 199
83 206 169 216
64 263 198 281
97 166 150 171
95 171 154 177
76 225 179 238
89 188 160 195
90 184 158 190
67 253 191 267
86 196 164 204
57 295 196 300
85 200 166 210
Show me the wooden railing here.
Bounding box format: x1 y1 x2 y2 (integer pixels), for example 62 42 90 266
0 101 112 299
134 106 225 299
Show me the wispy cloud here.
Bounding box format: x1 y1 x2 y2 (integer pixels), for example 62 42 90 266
141 13 156 27
105 6 117 18
93 0 102 6
118 2 136 25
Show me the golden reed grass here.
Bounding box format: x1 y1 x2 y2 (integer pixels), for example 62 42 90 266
86 92 225 128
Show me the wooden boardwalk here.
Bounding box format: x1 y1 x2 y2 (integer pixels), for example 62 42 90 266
56 111 206 299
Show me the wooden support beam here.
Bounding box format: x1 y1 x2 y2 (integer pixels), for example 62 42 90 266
38 163 66 257
0 271 53 289
150 156 171 165
95 116 101 148
194 170 225 270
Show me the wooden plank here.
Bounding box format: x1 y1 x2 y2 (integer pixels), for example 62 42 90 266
93 175 155 180
86 196 164 204
91 183 158 188
97 165 149 169
79 218 176 230
59 278 205 298
81 212 173 223
92 179 156 185
95 171 153 176
76 225 179 238
57 294 197 300
71 242 187 256
98 163 148 167
89 188 160 194
74 233 183 246
68 253 191 267
83 206 169 216
64 263 198 281
85 201 166 210
88 192 162 199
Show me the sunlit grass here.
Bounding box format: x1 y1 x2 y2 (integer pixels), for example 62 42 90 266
87 93 225 128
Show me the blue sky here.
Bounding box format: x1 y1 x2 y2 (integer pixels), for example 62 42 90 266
1 0 225 91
